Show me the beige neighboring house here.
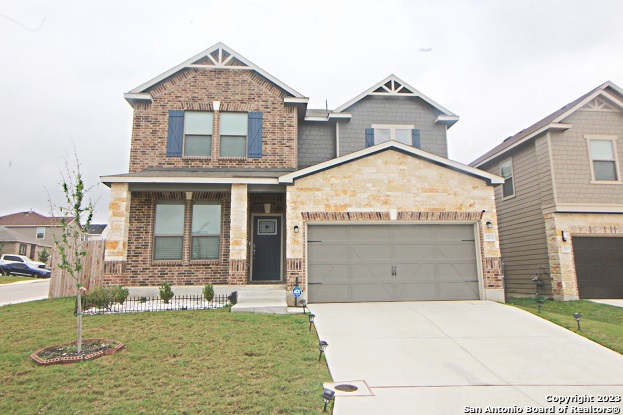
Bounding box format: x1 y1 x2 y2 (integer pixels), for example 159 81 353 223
101 42 506 309
471 81 623 301
0 211 75 265
0 226 52 263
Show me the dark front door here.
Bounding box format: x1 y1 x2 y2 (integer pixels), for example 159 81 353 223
252 216 282 281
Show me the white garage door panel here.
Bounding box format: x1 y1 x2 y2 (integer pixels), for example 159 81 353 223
308 224 480 303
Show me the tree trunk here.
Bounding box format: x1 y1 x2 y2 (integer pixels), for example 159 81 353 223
76 290 82 354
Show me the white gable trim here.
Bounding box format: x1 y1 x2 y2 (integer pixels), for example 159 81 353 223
279 141 503 185
333 74 457 116
128 42 305 98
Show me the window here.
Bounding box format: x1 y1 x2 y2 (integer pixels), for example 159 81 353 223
220 113 248 157
499 158 515 198
184 112 213 157
589 139 619 181
191 203 221 259
371 124 413 145
19 244 27 255
36 227 45 239
153 203 185 260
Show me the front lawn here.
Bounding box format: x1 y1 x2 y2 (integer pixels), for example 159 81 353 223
0 275 37 284
0 298 331 415
508 298 623 355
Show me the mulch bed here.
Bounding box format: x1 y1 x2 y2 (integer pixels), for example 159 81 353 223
30 338 124 366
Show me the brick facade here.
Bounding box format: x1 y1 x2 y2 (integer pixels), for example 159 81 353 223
104 191 231 286
128 69 298 172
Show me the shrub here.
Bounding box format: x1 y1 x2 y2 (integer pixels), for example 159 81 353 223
115 285 130 305
202 284 215 302
159 282 174 304
82 285 130 309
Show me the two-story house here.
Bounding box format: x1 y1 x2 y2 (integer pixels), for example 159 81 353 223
102 42 505 310
0 210 73 265
471 82 623 301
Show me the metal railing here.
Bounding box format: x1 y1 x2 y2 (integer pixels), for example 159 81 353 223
79 294 231 315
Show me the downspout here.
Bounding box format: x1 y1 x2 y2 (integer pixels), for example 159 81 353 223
335 121 340 158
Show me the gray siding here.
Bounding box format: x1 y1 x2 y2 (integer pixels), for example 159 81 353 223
297 122 336 168
482 142 551 297
552 110 623 205
338 96 448 158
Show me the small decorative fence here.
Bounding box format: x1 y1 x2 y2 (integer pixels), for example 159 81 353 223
79 294 231 315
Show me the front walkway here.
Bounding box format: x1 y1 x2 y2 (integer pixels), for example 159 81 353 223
309 301 623 415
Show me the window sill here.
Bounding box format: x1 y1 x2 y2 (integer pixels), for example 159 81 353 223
182 156 212 160
218 156 247 160
189 259 220 264
500 194 516 201
590 180 623 185
151 260 183 265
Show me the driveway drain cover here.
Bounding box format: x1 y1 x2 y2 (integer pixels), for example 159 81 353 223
334 384 358 392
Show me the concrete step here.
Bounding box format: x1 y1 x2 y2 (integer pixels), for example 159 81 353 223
230 286 288 314
230 302 289 314
237 290 286 301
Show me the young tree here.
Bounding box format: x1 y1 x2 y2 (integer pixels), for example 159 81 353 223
37 248 50 265
51 152 94 354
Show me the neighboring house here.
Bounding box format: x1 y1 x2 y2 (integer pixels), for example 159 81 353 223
0 226 52 264
471 81 623 301
87 224 108 241
0 211 74 264
101 42 505 305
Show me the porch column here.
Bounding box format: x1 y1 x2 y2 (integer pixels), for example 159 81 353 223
103 183 130 282
229 184 248 285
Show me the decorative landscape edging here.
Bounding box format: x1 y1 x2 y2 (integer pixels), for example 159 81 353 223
30 338 124 366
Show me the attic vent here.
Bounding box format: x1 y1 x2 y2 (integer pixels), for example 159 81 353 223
373 78 416 95
194 47 250 68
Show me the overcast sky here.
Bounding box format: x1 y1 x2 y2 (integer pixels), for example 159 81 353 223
2 0 623 223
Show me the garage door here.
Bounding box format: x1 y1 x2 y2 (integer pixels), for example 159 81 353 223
573 237 623 299
307 224 480 303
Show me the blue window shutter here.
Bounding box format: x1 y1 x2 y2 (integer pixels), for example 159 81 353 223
248 112 263 158
411 129 421 149
365 128 374 148
166 110 184 157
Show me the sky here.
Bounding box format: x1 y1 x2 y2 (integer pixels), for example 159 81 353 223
2 0 623 223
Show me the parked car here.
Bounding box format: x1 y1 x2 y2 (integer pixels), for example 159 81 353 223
0 261 51 278
0 254 47 269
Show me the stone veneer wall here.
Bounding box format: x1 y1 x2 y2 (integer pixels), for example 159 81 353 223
544 212 623 301
104 190 231 286
285 150 504 302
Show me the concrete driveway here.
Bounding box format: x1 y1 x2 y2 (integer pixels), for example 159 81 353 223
309 301 623 415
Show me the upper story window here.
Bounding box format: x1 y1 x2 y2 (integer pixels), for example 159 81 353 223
36 227 45 239
167 110 263 159
153 202 185 260
366 125 420 149
499 158 515 198
371 124 414 145
219 113 248 157
184 112 213 157
588 137 620 182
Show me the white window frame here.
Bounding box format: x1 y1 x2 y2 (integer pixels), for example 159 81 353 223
371 124 414 145
36 227 45 239
183 111 214 158
190 202 221 260
499 158 515 199
153 202 185 261
219 112 248 158
586 135 621 184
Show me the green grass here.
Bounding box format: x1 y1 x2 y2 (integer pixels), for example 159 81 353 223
0 275 38 284
0 298 332 415
508 298 623 355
